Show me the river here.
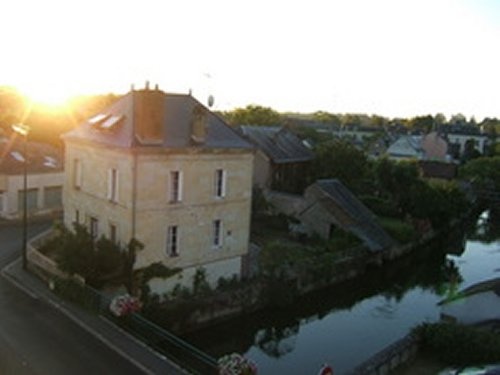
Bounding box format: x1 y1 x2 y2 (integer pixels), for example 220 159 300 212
183 210 500 375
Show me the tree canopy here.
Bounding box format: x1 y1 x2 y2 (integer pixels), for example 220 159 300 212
222 105 282 126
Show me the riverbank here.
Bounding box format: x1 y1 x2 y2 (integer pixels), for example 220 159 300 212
143 212 474 335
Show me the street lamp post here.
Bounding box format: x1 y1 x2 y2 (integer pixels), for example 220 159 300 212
12 123 30 270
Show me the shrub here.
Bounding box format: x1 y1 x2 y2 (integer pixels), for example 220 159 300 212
413 322 500 365
360 195 401 218
378 217 416 243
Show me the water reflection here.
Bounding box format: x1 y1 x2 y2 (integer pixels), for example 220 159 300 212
467 209 500 244
184 224 467 357
184 213 500 374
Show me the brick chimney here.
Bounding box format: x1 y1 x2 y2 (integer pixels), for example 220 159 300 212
191 105 207 144
133 82 165 144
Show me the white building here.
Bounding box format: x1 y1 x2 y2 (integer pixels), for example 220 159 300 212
0 137 63 219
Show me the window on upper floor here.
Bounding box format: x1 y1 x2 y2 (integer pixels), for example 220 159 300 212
169 171 182 203
212 219 223 248
74 159 82 189
166 225 179 257
107 168 119 202
89 216 99 240
214 169 226 198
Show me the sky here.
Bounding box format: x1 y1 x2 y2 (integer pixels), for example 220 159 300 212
2 0 500 120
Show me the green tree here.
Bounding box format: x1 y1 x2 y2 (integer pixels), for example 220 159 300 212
0 86 27 130
460 156 500 191
311 140 370 191
223 105 282 126
408 115 434 133
313 111 341 127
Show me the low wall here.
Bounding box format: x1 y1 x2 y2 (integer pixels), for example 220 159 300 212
264 190 304 216
347 334 420 375
27 228 84 285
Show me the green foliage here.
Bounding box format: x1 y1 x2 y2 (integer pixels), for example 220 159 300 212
192 268 212 296
326 229 361 251
252 187 270 216
378 217 416 243
141 262 181 283
361 195 401 218
373 158 419 203
311 139 370 191
223 105 282 126
52 277 101 312
460 156 500 191
312 111 341 126
408 115 434 133
414 322 500 365
40 223 138 289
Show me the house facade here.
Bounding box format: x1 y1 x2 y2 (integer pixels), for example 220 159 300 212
0 137 63 219
62 86 254 293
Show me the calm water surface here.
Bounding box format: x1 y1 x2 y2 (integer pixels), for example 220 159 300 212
185 211 500 375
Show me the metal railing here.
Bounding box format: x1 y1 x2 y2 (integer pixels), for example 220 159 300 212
52 277 218 374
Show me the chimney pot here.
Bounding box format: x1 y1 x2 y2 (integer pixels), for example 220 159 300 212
145 81 150 90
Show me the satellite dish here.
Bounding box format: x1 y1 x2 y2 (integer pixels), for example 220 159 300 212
207 94 214 108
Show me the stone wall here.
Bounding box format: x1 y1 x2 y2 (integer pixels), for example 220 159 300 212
347 334 419 375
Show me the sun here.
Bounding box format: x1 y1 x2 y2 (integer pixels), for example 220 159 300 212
20 84 72 111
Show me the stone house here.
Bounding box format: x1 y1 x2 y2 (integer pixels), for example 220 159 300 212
238 125 314 194
386 135 423 161
266 179 394 252
62 85 254 293
420 131 448 161
0 137 63 219
299 180 394 251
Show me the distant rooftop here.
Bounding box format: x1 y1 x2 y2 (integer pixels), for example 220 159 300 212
0 137 63 175
239 125 314 163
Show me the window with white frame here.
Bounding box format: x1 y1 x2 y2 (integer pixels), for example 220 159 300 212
89 216 99 239
166 225 179 257
212 219 223 248
74 159 82 189
107 168 119 202
169 171 182 203
214 169 226 198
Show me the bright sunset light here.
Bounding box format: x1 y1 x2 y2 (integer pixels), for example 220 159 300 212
21 85 71 110
2 0 500 119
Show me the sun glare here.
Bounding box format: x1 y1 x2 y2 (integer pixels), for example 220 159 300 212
21 85 71 111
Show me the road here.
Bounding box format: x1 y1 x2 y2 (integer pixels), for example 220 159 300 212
0 221 147 375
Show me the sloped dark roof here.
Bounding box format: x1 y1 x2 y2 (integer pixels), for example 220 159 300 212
309 179 394 251
0 137 63 175
63 90 252 150
239 125 314 163
419 160 457 180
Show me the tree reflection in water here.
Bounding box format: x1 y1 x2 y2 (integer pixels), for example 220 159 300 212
184 221 473 359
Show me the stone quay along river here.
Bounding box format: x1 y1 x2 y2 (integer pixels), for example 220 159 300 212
183 210 500 375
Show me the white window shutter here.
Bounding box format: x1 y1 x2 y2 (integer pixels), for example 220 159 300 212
115 169 119 202
178 171 183 202
107 169 112 200
222 170 227 197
